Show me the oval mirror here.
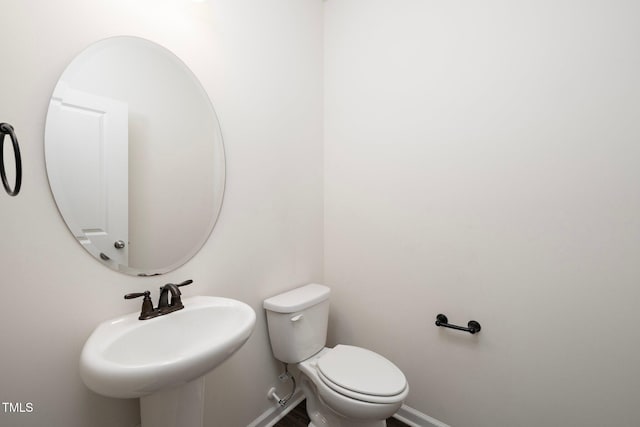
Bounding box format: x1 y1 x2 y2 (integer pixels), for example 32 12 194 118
45 36 225 276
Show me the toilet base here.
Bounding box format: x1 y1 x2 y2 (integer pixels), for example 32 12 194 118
302 374 388 427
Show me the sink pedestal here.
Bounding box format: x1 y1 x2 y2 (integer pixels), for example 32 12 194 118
140 377 205 427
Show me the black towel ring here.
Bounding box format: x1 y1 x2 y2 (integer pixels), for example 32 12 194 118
0 123 22 196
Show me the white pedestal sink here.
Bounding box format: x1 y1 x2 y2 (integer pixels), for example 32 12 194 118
80 296 256 427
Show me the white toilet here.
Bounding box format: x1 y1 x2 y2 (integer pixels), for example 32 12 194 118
264 284 409 427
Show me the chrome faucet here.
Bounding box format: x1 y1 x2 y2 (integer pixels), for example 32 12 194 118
125 279 193 320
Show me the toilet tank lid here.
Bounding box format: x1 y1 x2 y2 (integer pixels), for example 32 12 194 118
263 283 330 313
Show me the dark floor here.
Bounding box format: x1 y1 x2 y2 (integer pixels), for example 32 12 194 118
274 399 408 427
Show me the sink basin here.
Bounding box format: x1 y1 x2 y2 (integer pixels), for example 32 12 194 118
80 296 256 399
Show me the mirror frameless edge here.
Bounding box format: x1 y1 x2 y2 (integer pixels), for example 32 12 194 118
44 36 225 276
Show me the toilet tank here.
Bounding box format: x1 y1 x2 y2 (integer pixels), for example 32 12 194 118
263 284 330 364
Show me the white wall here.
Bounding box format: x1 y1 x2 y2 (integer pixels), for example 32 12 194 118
324 1 640 426
0 1 323 426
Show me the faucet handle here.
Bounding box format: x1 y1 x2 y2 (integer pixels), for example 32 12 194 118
124 290 156 320
176 279 193 288
124 291 151 300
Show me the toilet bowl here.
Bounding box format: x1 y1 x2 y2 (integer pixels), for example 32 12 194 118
299 346 408 426
263 284 409 427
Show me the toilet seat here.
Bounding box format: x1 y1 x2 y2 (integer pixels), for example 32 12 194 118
315 345 407 404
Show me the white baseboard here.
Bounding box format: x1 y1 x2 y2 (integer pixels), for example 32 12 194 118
246 390 305 427
393 404 450 427
246 395 449 427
